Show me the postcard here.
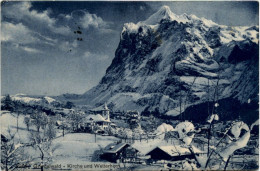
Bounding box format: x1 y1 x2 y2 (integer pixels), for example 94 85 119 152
1 1 259 170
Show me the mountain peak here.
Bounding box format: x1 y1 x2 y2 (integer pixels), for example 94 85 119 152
157 5 172 15
143 5 187 25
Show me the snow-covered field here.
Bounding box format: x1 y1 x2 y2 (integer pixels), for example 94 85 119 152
51 133 119 165
1 110 258 170
0 111 176 167
0 111 31 143
0 112 119 163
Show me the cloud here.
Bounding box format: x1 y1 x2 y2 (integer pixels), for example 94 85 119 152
83 51 109 61
22 47 41 53
1 21 59 47
34 33 58 46
2 2 70 35
9 43 41 54
72 40 78 48
58 40 79 53
1 22 38 44
80 12 108 29
59 41 71 52
70 10 113 32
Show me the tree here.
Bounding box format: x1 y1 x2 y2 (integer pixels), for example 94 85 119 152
31 112 48 132
146 115 157 131
187 118 258 170
176 77 197 121
60 122 68 137
24 117 31 131
92 125 100 143
16 111 20 132
1 129 30 171
205 63 220 157
45 121 56 140
40 113 48 131
1 95 14 112
64 101 75 109
68 111 84 132
107 126 117 136
183 77 197 120
54 114 66 137
29 129 59 171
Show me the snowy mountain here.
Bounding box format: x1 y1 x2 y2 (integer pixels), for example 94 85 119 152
2 94 60 106
63 6 259 121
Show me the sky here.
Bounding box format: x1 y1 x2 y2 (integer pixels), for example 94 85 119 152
1 1 259 96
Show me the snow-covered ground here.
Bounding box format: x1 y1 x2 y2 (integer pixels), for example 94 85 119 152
51 133 119 165
0 111 121 168
1 110 258 170
0 111 31 143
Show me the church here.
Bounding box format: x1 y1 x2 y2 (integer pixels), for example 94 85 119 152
84 103 115 131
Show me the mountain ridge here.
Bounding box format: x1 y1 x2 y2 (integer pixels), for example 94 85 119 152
60 6 259 121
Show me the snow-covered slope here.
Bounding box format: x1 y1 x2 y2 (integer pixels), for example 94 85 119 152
64 6 259 120
5 94 60 106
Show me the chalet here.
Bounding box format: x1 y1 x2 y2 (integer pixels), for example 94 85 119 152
146 145 195 161
100 143 139 163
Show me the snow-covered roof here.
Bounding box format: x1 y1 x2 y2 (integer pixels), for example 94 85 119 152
103 143 130 153
156 123 174 134
191 145 207 154
147 145 191 157
85 114 110 122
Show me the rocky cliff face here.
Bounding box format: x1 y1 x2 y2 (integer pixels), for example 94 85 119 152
69 6 258 120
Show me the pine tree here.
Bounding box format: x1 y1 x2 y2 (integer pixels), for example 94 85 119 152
2 95 14 112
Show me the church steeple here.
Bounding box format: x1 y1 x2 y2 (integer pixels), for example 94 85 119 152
102 103 110 121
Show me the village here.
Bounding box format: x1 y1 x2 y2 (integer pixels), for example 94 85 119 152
1 94 259 170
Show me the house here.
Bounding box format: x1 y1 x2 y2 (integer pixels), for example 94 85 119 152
193 136 208 151
126 111 141 129
83 103 116 131
84 114 111 131
100 143 139 163
146 145 195 161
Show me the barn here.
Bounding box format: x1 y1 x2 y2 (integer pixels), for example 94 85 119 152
100 143 139 163
146 145 195 161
